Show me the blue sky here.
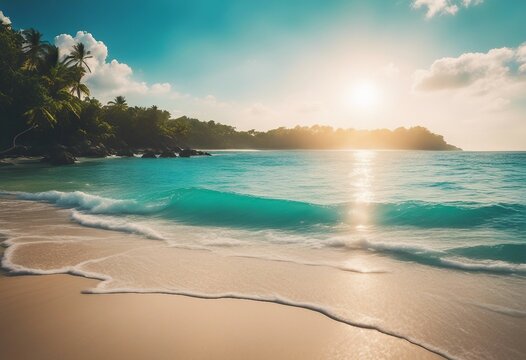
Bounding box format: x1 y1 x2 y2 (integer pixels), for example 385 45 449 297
1 0 526 149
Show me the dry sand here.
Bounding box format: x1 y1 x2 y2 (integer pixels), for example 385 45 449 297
0 273 441 360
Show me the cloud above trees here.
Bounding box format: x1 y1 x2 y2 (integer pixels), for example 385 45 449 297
54 31 166 99
0 10 11 25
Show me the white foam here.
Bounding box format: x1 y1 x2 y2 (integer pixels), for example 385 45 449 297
469 302 526 318
70 211 165 240
439 257 526 273
16 190 147 214
1 240 111 280
229 253 388 274
324 237 441 255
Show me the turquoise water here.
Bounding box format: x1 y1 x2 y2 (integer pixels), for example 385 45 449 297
1 150 525 273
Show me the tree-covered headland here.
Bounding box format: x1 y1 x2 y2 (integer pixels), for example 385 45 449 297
0 21 459 164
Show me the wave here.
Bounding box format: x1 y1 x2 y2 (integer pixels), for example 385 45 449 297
374 201 524 228
70 211 165 240
10 189 523 230
159 188 341 228
15 190 155 214
438 257 526 274
450 243 526 264
346 239 526 274
228 253 388 274
469 302 526 318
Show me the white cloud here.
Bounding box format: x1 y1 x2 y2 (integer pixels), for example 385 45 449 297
52 30 238 122
413 47 515 91
0 10 11 25
54 31 175 101
412 0 482 18
150 83 172 94
413 44 526 111
517 44 526 72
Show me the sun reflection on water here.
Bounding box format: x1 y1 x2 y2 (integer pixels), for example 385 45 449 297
349 150 376 229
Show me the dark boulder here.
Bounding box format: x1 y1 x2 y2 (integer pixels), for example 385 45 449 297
82 144 109 157
160 150 177 158
178 148 212 157
195 150 212 156
116 148 135 157
179 149 192 158
68 146 82 157
141 151 157 158
43 149 77 165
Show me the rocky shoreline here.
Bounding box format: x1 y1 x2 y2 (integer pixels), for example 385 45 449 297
0 142 211 166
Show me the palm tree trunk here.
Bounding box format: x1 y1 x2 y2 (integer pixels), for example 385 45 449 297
0 125 36 154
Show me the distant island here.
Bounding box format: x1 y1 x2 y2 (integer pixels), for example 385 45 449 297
0 21 459 165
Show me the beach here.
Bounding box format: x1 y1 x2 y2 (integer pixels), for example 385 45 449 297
1 192 525 359
0 273 443 360
1 151 526 359
2 0 526 357
0 201 441 359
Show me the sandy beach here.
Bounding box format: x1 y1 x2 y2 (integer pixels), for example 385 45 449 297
0 273 443 360
1 194 525 360
1 1 526 357
0 198 446 359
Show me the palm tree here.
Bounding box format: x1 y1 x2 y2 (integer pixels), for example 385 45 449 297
108 96 128 109
64 42 93 99
30 55 83 128
39 44 60 74
21 28 48 70
67 65 90 99
64 42 93 72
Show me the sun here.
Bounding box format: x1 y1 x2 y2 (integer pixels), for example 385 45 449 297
345 80 380 110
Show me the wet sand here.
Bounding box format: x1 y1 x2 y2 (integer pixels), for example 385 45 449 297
1 198 525 359
0 199 442 359
0 274 441 360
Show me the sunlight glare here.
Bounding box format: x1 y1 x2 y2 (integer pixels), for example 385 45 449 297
345 81 380 110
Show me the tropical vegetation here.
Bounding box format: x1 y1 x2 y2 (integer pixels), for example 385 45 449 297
0 21 459 157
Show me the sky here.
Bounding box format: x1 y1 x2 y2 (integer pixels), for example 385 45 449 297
1 0 526 150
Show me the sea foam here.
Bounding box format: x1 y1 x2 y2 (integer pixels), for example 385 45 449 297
70 211 165 240
16 190 153 214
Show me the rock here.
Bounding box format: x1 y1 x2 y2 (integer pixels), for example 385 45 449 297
82 144 109 157
141 151 157 158
67 146 82 156
43 149 77 165
179 149 192 158
116 149 135 157
178 148 212 157
195 150 212 156
160 150 177 158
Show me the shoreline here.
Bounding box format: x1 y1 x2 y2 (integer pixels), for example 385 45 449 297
0 198 442 359
0 274 441 360
1 195 525 359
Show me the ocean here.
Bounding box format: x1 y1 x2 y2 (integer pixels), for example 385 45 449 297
1 150 525 359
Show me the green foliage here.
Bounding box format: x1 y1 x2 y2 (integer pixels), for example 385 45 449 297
168 118 459 150
0 21 459 153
